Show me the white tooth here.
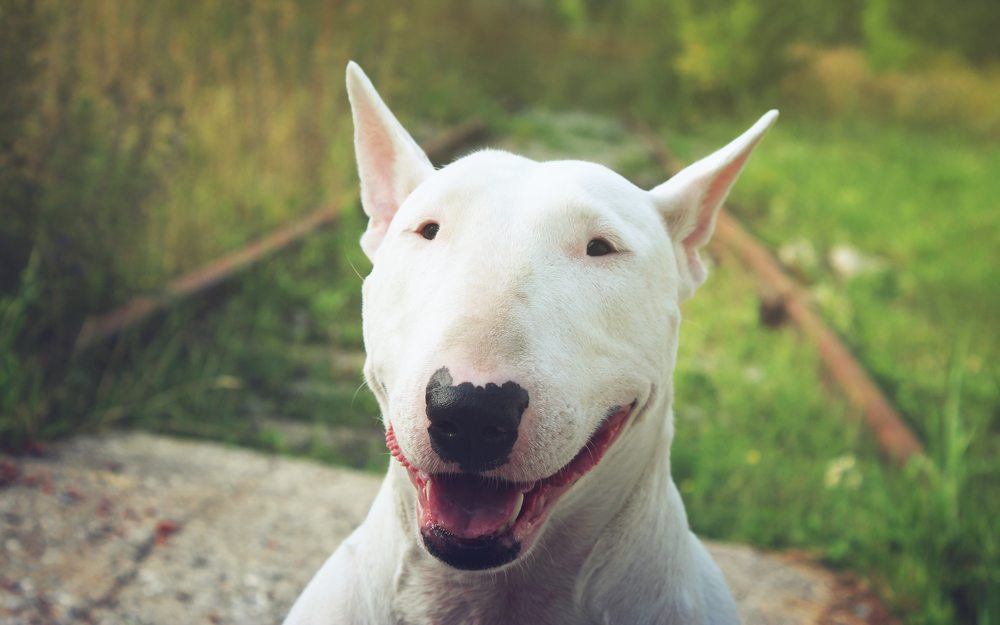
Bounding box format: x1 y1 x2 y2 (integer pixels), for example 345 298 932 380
511 492 524 520
501 492 524 532
424 481 431 501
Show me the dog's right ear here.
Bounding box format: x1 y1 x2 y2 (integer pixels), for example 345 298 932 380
346 62 434 260
649 110 777 300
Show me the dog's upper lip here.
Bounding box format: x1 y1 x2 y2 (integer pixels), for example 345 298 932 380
386 400 639 544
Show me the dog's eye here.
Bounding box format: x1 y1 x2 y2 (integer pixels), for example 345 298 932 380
586 238 614 257
419 222 440 240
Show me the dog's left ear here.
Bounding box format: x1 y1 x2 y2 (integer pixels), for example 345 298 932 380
346 61 435 260
650 110 778 300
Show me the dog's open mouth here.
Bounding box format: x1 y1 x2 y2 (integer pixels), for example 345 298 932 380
385 401 635 570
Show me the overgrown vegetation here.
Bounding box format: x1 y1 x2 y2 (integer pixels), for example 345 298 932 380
1 1 997 623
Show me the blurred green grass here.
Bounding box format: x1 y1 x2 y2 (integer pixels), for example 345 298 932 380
666 119 998 623
2 1 998 623
665 118 998 470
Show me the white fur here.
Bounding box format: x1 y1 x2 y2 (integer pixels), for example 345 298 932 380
284 62 777 625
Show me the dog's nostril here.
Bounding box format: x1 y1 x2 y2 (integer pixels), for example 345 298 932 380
433 421 460 438
480 425 505 442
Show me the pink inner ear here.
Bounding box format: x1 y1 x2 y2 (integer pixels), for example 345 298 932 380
682 149 752 250
357 112 403 226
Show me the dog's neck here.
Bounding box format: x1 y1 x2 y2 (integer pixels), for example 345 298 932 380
386 392 692 624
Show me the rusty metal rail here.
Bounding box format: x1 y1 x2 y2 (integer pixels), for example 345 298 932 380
74 119 489 352
635 121 924 466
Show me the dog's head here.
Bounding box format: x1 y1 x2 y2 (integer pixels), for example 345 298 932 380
347 62 775 571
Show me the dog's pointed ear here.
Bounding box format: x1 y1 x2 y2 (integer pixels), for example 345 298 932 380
346 61 434 260
650 110 778 299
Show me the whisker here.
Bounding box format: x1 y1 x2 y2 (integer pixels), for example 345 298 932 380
351 379 370 408
345 253 365 282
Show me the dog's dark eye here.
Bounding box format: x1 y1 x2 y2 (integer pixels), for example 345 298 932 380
420 222 439 240
586 238 614 257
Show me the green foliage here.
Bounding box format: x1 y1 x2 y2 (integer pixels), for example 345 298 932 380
882 0 1000 65
674 285 996 623
42 207 381 468
668 119 998 448
0 254 45 447
862 0 919 69
0 0 44 292
664 117 998 625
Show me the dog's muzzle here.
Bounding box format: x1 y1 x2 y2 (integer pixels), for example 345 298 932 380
387 399 638 571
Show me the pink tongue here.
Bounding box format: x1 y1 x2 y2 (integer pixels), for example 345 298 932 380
427 474 521 539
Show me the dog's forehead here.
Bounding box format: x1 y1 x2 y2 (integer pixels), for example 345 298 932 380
413 149 655 226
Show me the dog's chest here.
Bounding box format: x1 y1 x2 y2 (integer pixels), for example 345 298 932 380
391 560 582 625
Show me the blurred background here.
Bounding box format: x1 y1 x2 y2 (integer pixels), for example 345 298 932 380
0 1 997 623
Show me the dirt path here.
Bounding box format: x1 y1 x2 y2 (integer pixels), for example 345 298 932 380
0 433 894 625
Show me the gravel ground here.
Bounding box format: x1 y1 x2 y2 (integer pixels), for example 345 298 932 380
0 433 893 624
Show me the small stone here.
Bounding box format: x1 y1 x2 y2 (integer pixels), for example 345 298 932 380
59 488 84 505
778 238 819 277
828 244 885 280
3 512 24 526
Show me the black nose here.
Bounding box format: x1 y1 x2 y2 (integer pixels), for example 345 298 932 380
425 367 529 473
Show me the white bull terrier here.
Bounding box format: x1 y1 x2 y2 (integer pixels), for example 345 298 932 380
284 62 777 625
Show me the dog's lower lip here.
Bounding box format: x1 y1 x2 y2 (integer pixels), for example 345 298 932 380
386 400 637 551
